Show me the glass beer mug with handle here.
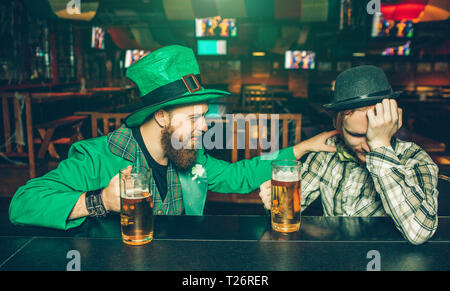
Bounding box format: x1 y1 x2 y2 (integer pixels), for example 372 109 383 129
120 167 154 245
271 160 301 232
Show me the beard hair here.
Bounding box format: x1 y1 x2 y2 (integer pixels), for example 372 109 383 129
160 125 198 171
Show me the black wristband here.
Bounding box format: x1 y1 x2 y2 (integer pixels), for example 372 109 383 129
85 189 108 217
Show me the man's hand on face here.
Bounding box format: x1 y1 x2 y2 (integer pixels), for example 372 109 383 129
366 99 403 150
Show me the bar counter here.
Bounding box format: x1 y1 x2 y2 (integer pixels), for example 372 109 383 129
1 201 449 271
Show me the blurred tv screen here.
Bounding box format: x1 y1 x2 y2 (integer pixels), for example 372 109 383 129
197 40 227 56
371 13 413 38
195 16 237 38
124 50 150 68
285 50 316 69
91 26 105 50
382 41 411 56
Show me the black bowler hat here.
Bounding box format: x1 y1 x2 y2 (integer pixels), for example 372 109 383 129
324 65 399 111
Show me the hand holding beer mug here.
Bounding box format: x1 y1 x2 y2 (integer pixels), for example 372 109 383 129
120 167 154 245
270 160 301 232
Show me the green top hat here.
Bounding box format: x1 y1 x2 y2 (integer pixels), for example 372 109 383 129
124 45 230 127
324 65 399 111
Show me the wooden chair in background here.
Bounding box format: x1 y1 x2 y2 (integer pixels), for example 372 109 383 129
206 113 302 204
75 112 128 137
0 92 35 178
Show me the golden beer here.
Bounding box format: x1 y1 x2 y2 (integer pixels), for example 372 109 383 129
271 160 301 233
120 191 154 245
120 168 153 246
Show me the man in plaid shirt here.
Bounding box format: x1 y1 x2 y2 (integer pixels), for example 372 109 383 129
260 66 439 245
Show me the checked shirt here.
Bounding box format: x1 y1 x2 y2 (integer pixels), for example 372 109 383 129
301 136 439 245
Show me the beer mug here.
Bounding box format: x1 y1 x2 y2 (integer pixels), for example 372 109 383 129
271 160 301 232
120 167 153 245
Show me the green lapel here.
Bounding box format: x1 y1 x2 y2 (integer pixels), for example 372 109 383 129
177 165 208 215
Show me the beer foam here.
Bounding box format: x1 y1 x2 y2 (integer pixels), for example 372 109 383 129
123 188 151 199
272 171 299 182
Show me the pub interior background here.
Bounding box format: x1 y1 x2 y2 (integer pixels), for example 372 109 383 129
0 0 449 216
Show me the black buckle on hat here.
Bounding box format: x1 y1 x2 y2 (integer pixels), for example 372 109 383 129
140 73 203 105
182 74 202 93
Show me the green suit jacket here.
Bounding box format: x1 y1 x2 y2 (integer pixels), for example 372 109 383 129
9 135 295 230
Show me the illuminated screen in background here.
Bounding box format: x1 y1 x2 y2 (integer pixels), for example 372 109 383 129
197 40 227 56
371 13 414 38
91 26 105 49
195 16 237 37
382 41 411 56
285 51 316 69
125 50 150 68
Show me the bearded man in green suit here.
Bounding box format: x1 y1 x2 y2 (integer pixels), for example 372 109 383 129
9 45 337 230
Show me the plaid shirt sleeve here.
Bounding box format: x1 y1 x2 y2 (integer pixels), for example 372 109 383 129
366 144 439 245
300 152 327 212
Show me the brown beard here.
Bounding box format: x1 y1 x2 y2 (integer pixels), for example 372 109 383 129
160 126 198 171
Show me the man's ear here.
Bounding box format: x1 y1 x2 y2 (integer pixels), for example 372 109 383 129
154 109 170 128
